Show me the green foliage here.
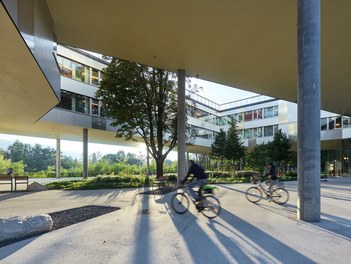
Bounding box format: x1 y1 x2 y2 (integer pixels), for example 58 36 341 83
5 140 55 172
269 129 292 170
0 154 25 175
46 175 148 190
247 143 270 174
0 154 12 173
210 129 227 171
97 58 179 178
224 119 246 174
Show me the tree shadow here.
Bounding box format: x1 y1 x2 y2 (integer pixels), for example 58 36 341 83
156 191 313 263
0 236 38 260
217 207 314 263
0 191 33 202
132 191 152 264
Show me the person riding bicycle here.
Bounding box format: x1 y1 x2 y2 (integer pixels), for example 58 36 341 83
265 162 278 199
181 160 208 203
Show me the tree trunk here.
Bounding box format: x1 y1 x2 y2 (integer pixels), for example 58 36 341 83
156 158 164 179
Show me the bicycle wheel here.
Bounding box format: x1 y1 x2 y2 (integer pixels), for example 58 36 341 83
200 195 221 219
245 187 262 203
171 192 190 214
271 188 289 205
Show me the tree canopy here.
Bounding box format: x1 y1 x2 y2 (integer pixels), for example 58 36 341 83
97 58 178 178
210 129 226 171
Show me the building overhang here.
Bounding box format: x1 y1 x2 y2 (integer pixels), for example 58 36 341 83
0 3 58 131
46 0 351 115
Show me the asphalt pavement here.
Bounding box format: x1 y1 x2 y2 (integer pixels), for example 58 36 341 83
0 177 350 264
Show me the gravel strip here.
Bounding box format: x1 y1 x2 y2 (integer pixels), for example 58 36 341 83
49 205 120 230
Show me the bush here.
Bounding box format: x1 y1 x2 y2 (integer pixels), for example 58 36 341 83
46 175 149 190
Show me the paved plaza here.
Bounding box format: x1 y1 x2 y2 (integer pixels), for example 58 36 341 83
0 177 350 264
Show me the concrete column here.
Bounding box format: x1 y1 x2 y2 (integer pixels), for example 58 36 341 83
177 69 186 184
297 0 321 222
83 128 88 179
56 139 61 178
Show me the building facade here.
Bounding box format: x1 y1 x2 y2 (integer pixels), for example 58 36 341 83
33 45 351 176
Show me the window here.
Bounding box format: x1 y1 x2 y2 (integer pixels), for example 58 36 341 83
57 90 72 110
328 117 335 130
92 68 99 86
343 116 351 128
57 56 73 78
75 94 88 114
257 127 263 137
244 128 252 139
254 109 262 120
253 128 258 138
91 99 99 115
321 118 327 130
264 126 274 137
274 106 279 117
244 111 253 122
264 107 274 118
336 117 342 128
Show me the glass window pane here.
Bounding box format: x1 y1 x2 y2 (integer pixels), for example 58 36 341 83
62 57 72 78
264 126 274 137
336 117 342 128
244 128 252 139
257 127 262 137
253 128 257 138
328 117 335 130
274 106 279 116
92 69 99 86
91 99 99 115
343 116 351 128
321 118 327 130
75 95 88 113
244 111 253 122
57 90 72 110
264 107 274 118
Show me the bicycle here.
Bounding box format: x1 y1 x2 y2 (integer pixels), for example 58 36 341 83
245 175 289 204
171 185 221 219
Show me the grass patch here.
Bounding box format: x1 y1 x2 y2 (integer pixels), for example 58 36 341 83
46 175 149 190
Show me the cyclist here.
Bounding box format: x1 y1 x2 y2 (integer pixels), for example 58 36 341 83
181 160 208 204
265 162 278 200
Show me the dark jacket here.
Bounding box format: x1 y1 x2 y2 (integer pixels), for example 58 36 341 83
268 165 278 180
185 163 208 181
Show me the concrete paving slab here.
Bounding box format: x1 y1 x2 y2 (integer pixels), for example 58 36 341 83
0 177 350 264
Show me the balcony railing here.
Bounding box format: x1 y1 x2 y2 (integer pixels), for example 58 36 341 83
186 90 275 111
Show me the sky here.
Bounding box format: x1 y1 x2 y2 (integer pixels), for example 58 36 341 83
0 79 258 160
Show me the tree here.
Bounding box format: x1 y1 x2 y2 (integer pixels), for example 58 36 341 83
269 129 291 171
6 141 55 172
5 140 31 163
210 129 227 171
247 143 270 174
224 119 246 176
97 58 179 178
116 150 126 163
27 144 56 172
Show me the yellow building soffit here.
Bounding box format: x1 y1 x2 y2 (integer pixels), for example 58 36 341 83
46 0 351 115
0 4 58 131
